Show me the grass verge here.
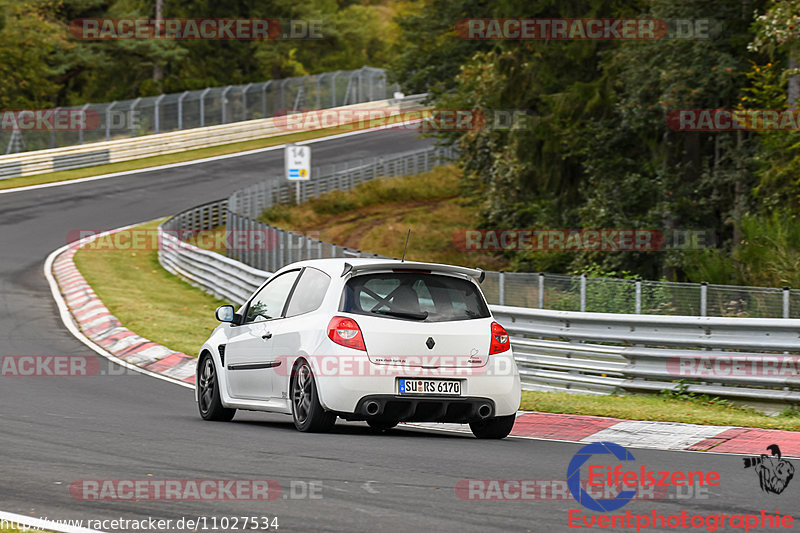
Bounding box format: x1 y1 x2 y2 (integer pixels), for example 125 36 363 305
72 219 227 356
1 118 394 191
259 165 509 271
520 390 800 431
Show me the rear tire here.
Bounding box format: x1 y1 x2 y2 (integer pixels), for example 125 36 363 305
469 414 515 439
291 360 336 433
197 353 236 422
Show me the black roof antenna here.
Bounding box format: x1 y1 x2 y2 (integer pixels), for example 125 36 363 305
401 229 411 262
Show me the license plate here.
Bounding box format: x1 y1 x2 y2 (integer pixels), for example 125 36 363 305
398 378 461 395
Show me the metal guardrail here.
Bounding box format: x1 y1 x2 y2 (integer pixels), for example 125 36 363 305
157 224 800 403
0 96 425 179
3 67 396 155
156 145 800 404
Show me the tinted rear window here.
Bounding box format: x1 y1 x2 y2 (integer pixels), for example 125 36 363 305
341 272 490 322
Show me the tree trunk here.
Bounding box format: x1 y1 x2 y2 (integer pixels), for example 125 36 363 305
153 0 164 84
789 55 799 110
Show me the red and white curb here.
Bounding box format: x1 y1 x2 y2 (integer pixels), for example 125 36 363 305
44 225 196 390
411 412 800 456
45 226 800 456
510 412 800 457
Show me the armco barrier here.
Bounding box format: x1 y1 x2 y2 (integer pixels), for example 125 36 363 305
0 95 426 179
158 227 800 403
156 143 800 403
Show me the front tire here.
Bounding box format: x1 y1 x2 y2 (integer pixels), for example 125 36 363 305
469 414 515 439
291 360 336 433
197 353 236 421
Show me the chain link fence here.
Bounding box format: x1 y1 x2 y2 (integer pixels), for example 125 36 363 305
163 143 800 319
3 67 396 155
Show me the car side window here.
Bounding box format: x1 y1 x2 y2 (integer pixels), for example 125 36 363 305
245 270 300 323
285 267 331 317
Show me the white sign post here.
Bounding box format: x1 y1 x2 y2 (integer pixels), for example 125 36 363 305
285 144 311 205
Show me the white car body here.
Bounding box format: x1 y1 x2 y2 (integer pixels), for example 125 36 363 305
196 258 521 437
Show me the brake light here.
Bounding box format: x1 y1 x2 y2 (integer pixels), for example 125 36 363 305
489 321 510 354
327 316 366 351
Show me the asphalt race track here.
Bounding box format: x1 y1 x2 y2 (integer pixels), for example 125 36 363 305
0 128 795 532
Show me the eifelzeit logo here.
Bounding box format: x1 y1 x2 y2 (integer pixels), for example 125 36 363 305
743 444 795 495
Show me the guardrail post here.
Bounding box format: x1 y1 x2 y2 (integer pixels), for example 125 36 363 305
177 91 189 130
783 286 791 318
580 274 587 312
221 86 233 124
105 101 117 141
700 282 708 317
538 273 544 309
635 278 642 314
498 271 505 306
199 88 211 127
154 94 165 133
317 240 323 259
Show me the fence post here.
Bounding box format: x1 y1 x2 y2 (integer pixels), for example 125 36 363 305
635 278 642 314
104 101 117 141
538 273 544 309
580 274 587 312
221 86 233 124
783 286 791 318
200 88 211 127
331 71 341 106
498 271 505 306
154 94 165 133
700 282 708 317
78 103 90 144
261 81 272 118
177 91 189 130
241 83 252 121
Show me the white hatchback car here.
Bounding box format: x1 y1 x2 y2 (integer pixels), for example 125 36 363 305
196 258 521 438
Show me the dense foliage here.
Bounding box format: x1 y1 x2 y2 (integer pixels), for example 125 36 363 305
393 0 800 285
4 0 800 286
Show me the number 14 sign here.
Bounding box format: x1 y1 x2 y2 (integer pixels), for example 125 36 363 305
285 144 311 181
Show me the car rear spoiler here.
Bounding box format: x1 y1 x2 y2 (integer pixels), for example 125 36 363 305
342 261 485 283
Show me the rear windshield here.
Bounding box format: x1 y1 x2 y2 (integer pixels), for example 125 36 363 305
341 272 491 322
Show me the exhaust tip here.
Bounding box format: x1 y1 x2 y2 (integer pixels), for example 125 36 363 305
478 404 492 419
365 401 381 416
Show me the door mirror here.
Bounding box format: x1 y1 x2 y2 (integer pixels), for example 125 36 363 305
216 305 236 323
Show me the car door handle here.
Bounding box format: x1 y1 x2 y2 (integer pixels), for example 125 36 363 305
262 332 272 340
